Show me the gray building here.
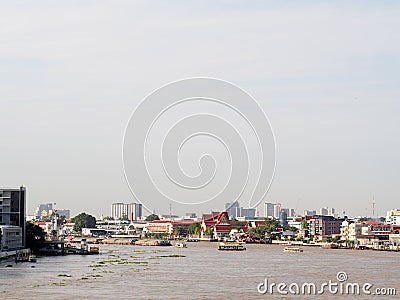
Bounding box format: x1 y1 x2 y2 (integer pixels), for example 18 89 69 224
273 203 281 219
35 203 53 219
56 209 70 219
237 207 256 219
264 202 274 218
0 225 22 251
0 186 26 247
304 210 317 216
279 209 288 227
225 201 240 219
319 207 335 216
111 202 142 221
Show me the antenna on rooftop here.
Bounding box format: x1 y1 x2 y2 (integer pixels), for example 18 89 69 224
372 195 376 218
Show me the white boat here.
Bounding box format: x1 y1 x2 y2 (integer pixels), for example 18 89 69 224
28 255 37 263
218 241 246 251
283 247 303 253
175 243 187 248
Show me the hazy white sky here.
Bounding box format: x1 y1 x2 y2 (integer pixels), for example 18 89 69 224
1 1 399 218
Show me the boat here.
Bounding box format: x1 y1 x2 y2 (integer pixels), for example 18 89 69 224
280 242 293 246
283 247 303 253
28 255 37 263
322 243 339 249
157 240 172 246
175 243 187 248
89 246 100 254
217 241 246 251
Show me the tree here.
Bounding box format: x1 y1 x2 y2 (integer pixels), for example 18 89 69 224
301 220 309 230
265 218 280 234
205 228 213 237
174 226 184 237
287 226 299 232
145 214 160 221
26 222 45 254
249 225 267 240
188 223 201 236
72 212 96 232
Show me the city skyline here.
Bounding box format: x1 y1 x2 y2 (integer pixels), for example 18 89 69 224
26 197 394 220
1 1 399 218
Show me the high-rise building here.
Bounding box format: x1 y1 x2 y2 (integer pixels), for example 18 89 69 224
320 207 328 216
279 209 288 227
56 209 70 219
327 207 335 216
304 210 317 216
225 201 240 219
0 186 26 246
35 203 53 219
127 203 142 221
264 202 274 218
111 202 125 219
320 207 335 216
273 203 281 219
111 202 142 221
237 207 256 219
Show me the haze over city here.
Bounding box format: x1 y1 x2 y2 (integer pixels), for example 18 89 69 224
1 1 399 218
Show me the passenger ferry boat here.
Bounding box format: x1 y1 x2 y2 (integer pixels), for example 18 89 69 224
283 247 303 253
217 241 246 251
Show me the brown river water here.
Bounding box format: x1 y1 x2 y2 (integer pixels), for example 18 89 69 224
1 243 398 299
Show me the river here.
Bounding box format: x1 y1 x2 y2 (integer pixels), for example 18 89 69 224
1 243 398 299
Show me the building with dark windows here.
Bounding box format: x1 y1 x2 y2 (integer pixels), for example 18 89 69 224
309 215 344 239
0 186 26 247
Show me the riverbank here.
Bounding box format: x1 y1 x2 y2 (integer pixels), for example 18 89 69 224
1 243 399 299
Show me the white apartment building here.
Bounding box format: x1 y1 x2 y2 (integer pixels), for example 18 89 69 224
386 209 400 225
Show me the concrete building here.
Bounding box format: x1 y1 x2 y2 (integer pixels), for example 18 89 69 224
309 215 343 239
111 202 142 221
288 208 295 218
127 203 142 221
273 203 281 219
237 207 256 219
386 209 400 225
55 209 70 219
35 203 53 219
279 209 288 227
304 210 317 216
0 187 26 246
225 201 256 220
0 225 23 251
320 207 328 216
264 202 274 218
225 201 240 219
281 208 295 218
319 207 335 216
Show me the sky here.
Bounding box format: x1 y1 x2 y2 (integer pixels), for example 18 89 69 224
0 1 399 218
